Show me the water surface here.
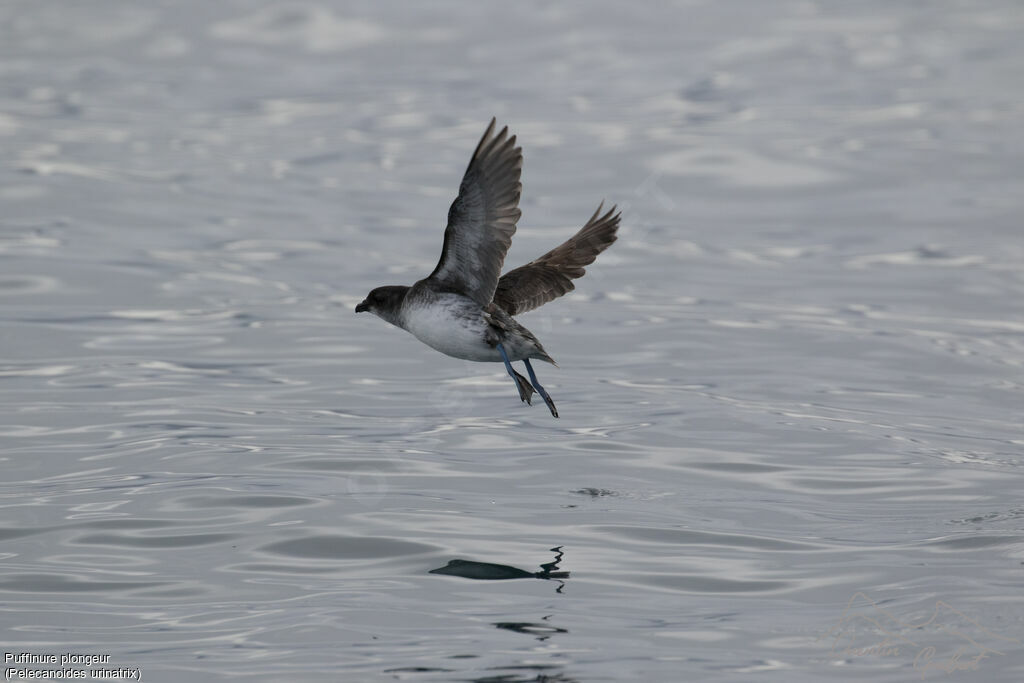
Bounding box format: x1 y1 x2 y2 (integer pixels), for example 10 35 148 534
2 1 1023 681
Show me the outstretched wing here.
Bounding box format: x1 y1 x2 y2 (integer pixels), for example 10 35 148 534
492 203 620 316
427 118 522 306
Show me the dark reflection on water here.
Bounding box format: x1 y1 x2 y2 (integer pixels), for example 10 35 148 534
263 534 438 559
430 547 569 584
493 618 568 640
0 574 167 593
467 668 580 683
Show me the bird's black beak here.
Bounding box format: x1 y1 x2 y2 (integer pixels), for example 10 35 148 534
355 300 369 313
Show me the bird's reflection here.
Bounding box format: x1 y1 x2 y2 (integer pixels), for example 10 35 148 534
430 549 575 680
494 614 567 641
429 546 569 592
468 668 579 683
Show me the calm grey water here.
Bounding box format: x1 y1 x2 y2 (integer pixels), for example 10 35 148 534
2 1 1023 681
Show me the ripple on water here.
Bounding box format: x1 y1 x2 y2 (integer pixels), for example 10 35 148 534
210 5 386 53
595 526 824 552
649 146 842 188
0 275 60 295
260 534 438 560
0 575 167 594
71 532 240 549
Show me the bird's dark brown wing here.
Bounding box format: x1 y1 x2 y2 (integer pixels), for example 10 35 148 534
427 119 522 307
492 203 620 315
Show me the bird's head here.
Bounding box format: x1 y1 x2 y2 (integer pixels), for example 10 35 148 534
355 285 409 327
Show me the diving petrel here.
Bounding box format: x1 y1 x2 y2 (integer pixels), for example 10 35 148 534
355 119 619 418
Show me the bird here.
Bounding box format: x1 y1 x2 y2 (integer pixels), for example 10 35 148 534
355 118 619 418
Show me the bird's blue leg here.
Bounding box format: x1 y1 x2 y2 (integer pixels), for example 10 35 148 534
523 359 558 418
497 343 533 406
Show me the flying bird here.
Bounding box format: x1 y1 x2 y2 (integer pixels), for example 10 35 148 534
355 119 619 417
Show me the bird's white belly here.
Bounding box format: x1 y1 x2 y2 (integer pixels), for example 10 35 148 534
402 301 500 362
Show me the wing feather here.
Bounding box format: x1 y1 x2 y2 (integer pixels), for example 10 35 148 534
427 118 523 306
492 203 620 315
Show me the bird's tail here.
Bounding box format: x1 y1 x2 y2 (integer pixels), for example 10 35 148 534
533 349 558 366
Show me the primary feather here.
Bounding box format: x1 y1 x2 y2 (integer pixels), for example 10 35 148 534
427 118 523 307
492 203 620 315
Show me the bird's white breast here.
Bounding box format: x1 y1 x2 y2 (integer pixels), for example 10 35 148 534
401 294 500 362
